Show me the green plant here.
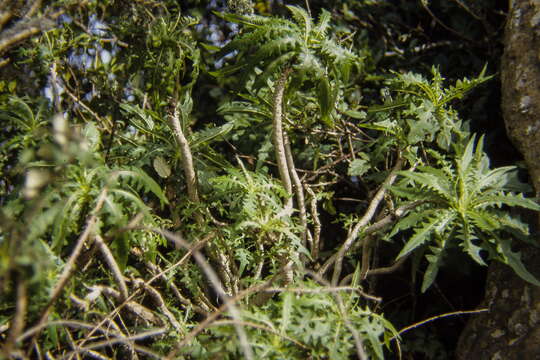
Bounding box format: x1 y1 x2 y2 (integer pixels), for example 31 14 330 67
1 2 538 359
389 135 540 291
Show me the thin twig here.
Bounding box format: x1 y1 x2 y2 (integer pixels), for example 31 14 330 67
391 308 489 340
60 329 165 359
284 133 311 251
318 200 422 277
19 320 123 343
306 186 321 260
130 247 209 315
155 229 254 360
76 234 213 350
420 0 476 43
331 158 404 284
94 234 128 301
130 278 184 334
64 85 112 130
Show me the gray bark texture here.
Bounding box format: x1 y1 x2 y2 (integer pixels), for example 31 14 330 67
456 0 540 359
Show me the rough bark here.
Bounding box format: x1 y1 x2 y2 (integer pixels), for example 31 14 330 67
456 0 540 358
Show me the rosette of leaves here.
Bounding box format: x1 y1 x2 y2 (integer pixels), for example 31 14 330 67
389 135 540 292
213 5 361 126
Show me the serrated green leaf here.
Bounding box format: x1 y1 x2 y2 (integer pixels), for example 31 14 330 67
348 158 370 177
115 167 168 207
83 122 100 151
286 5 311 37
421 247 444 292
367 101 408 113
398 170 453 200
499 240 540 286
475 193 540 210
397 211 452 259
280 292 293 335
190 122 234 149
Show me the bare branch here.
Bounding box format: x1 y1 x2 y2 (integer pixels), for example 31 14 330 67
0 9 64 55
331 158 404 284
75 235 213 351
317 200 422 277
272 67 293 206
284 133 311 253
94 234 129 301
306 186 322 260
169 103 199 205
60 328 165 360
155 229 254 360
131 278 184 334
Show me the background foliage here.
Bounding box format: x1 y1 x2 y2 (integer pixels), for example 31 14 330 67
1 0 536 359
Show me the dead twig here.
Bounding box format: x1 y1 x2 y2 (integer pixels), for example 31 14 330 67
284 133 311 253
130 278 184 334
155 229 254 360
60 328 165 360
306 186 321 260
94 234 129 301
391 308 489 341
317 200 422 277
76 234 213 352
331 158 404 284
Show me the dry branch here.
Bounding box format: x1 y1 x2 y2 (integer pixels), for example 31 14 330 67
95 234 128 301
155 229 254 360
331 158 404 284
272 67 293 205
32 188 108 344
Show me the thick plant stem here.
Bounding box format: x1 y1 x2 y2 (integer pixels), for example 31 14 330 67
306 186 321 260
170 105 200 205
170 102 234 295
272 67 295 284
272 67 293 207
284 133 311 251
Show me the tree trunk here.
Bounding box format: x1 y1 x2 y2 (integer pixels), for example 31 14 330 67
456 0 540 358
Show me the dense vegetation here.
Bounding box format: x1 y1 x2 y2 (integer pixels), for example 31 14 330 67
1 0 538 358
